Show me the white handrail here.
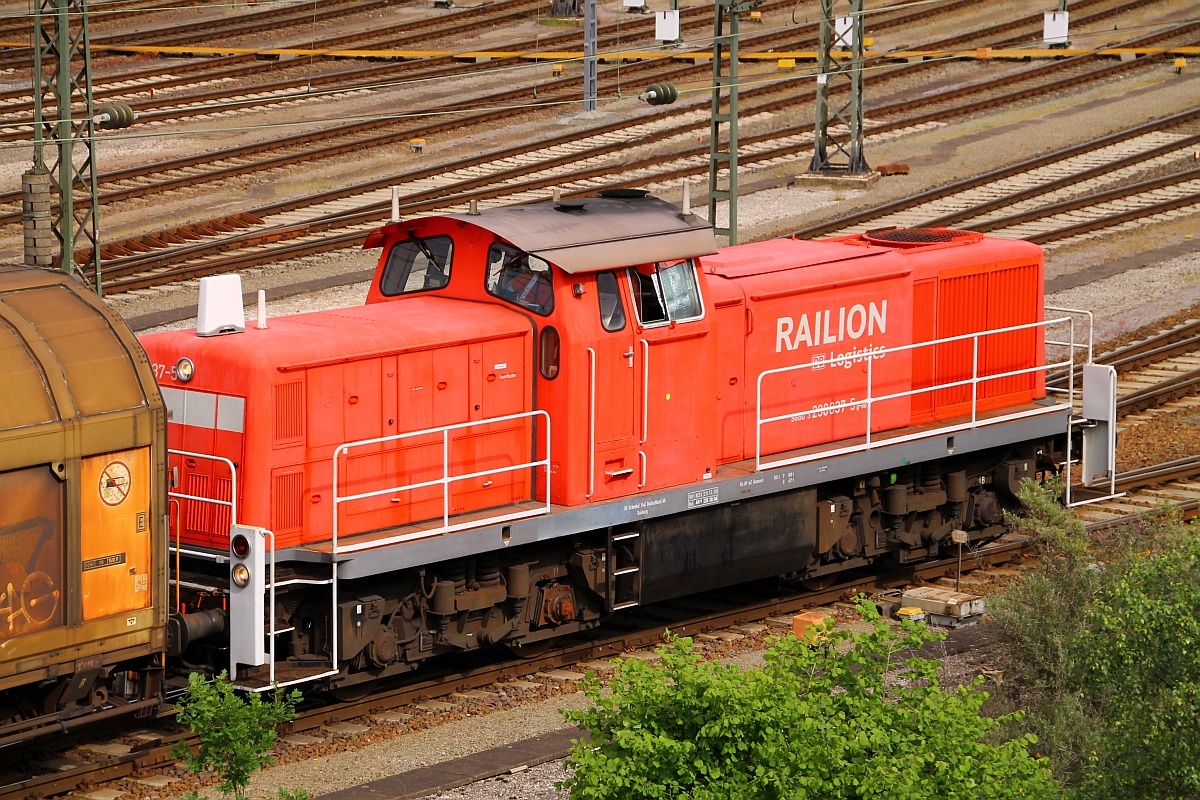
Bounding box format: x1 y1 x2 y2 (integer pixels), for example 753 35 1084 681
167 449 237 537
755 312 1090 472
331 409 552 555
640 339 649 444
1046 306 1094 363
263 528 276 686
587 347 596 499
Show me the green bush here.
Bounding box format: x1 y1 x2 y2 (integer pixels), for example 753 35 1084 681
173 671 302 800
991 479 1200 799
561 599 1059 800
1077 526 1200 799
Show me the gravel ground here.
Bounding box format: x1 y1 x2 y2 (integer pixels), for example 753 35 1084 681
1046 249 1200 344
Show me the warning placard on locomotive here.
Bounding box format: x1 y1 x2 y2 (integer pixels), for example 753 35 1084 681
687 487 719 509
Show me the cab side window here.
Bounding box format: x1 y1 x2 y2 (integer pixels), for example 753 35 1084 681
596 271 626 332
379 235 453 296
486 242 555 316
628 259 703 326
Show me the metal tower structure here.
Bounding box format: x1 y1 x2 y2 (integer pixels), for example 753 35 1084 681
808 0 870 175
707 0 759 244
30 0 103 292
583 0 598 112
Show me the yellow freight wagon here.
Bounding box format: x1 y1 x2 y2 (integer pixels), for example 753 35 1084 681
0 265 167 746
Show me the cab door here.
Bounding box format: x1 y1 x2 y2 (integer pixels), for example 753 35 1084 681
589 271 641 500
628 259 717 492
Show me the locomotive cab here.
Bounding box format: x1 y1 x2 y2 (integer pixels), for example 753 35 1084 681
365 191 722 507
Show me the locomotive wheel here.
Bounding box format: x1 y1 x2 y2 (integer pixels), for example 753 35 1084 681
505 639 554 658
327 679 379 703
801 575 838 591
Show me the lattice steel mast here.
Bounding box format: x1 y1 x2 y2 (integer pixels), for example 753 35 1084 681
809 0 870 175
707 0 759 245
29 0 103 291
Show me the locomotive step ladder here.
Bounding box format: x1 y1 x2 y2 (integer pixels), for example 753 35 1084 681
245 572 337 689
606 526 643 611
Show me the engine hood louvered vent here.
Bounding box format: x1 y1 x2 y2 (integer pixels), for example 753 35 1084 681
864 227 982 247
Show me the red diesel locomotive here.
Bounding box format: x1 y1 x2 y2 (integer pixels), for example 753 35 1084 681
139 191 1102 692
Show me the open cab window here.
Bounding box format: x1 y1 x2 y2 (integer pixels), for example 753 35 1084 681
379 235 453 296
486 242 555 316
628 259 703 326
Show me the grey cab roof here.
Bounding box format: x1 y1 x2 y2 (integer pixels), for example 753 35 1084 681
446 193 718 274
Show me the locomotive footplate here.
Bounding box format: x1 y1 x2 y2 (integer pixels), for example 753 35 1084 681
277 400 1069 582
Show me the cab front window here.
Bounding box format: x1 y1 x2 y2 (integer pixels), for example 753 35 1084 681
379 235 453 296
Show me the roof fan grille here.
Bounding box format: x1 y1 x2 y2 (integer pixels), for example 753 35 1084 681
865 227 975 246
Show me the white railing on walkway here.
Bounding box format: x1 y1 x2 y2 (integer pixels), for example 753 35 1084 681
331 410 551 555
167 449 237 561
755 310 1091 473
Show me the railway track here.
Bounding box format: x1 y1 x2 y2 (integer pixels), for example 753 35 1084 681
0 0 1158 203
1077 454 1200 530
0 0 1069 147
0 0 419 71
0 536 1025 800
0 0 550 124
65 21 1199 295
1057 321 1200 530
1046 316 1200 428
0 0 223 42
4 0 1136 133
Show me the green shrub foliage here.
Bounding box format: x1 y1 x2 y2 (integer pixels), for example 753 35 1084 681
993 479 1200 799
562 600 1059 799
1080 527 1200 798
173 671 302 800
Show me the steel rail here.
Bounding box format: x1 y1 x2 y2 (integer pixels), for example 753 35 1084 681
1025 189 1200 244
975 166 1200 235
1115 364 1200 416
790 114 1200 241
1097 326 1200 374
0 0 1152 241
0 0 549 126
0 0 987 147
3 0 850 129
90 29 1200 287
1048 327 1200 390
920 130 1200 231
1114 454 1200 492
0 0 218 40
41 0 402 48
0 0 1102 127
